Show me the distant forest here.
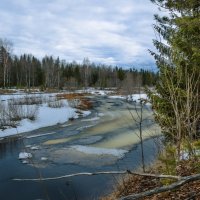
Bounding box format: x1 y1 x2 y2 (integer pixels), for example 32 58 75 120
0 40 157 89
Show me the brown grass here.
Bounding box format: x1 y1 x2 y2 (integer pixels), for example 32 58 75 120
100 174 161 200
56 93 93 110
0 89 17 94
57 93 88 100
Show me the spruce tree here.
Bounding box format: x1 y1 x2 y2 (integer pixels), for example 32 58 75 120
149 0 200 156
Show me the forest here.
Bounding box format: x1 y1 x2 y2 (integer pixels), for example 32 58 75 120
0 42 157 90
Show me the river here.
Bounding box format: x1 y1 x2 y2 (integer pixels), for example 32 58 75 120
0 95 161 200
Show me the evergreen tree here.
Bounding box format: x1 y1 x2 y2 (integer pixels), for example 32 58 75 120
149 0 200 155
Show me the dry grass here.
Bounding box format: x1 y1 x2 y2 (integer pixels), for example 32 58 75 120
57 93 89 100
57 93 93 110
0 89 17 94
100 174 161 200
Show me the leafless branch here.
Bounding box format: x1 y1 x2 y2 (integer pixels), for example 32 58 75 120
13 170 180 182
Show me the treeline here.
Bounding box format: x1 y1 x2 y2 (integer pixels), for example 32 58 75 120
0 40 157 89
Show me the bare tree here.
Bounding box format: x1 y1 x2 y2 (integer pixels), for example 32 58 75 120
0 38 13 88
152 66 200 160
82 57 90 88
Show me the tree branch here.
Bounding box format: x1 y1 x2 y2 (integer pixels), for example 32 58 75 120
13 170 180 182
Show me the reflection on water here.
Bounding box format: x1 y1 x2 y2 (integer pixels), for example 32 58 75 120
0 137 23 159
92 124 160 149
42 101 160 158
0 96 162 200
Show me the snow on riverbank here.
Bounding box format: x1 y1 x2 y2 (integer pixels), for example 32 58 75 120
0 104 86 138
0 89 149 138
0 92 91 138
108 93 148 102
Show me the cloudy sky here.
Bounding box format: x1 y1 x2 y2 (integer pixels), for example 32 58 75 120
0 0 160 69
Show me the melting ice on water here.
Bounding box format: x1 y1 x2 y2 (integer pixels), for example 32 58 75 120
71 145 128 158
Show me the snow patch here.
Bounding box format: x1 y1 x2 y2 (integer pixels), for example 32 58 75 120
108 93 148 102
108 95 126 99
180 150 200 160
0 92 91 138
78 88 114 96
127 94 148 102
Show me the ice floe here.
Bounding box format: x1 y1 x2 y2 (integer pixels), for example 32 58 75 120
41 157 48 161
81 117 100 122
26 132 56 139
71 145 127 158
76 125 95 131
19 152 32 159
30 146 40 150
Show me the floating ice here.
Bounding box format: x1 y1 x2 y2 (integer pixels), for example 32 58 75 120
41 157 48 161
98 113 104 117
81 117 100 122
30 146 40 150
19 152 32 159
26 132 56 139
60 123 72 127
71 145 127 158
76 125 95 131
22 160 29 164
82 110 91 117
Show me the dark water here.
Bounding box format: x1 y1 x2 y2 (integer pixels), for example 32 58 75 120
0 96 161 200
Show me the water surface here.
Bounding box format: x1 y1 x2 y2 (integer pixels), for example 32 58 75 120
0 96 161 200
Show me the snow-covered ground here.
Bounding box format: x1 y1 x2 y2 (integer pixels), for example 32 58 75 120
0 92 91 138
0 89 149 138
108 93 148 102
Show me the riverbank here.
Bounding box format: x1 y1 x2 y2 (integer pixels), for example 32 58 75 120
101 145 200 200
0 88 149 139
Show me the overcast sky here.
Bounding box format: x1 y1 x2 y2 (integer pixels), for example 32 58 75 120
0 0 160 69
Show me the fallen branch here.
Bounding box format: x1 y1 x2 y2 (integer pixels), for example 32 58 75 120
13 170 180 181
119 173 200 200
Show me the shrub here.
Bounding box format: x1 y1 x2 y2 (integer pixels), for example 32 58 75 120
48 98 65 108
0 97 39 130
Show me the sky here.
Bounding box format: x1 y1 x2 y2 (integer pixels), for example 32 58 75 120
0 0 160 69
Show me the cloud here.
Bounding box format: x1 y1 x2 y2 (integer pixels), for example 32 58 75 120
0 0 159 68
